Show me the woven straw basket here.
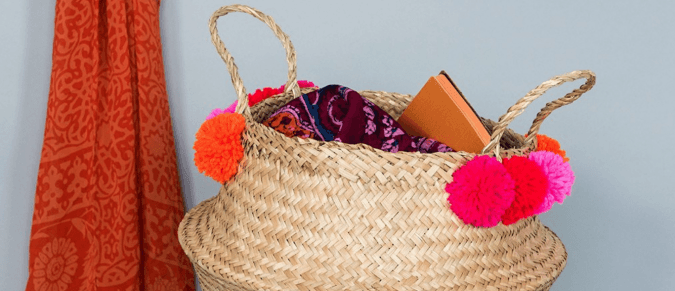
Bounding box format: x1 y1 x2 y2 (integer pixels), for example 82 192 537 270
178 4 596 291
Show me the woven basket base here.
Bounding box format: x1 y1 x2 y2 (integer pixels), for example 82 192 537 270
180 193 566 291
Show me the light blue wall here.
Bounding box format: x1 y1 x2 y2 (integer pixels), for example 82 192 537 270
3 1 674 290
1 1 54 290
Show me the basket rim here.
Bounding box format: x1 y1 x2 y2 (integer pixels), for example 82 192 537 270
246 88 531 162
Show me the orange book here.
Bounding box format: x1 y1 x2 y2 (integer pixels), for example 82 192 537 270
397 71 490 153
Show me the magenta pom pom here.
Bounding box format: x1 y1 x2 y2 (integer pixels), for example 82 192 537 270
206 108 226 120
445 155 516 227
223 101 238 113
529 151 575 214
279 80 316 91
206 101 238 120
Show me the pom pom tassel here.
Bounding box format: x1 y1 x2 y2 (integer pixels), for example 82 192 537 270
445 135 576 227
528 134 570 162
500 156 549 225
529 151 575 214
193 113 246 183
445 155 516 227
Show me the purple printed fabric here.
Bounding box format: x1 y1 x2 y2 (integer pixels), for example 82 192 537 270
262 85 453 153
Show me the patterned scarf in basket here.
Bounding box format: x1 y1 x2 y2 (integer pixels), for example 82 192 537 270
263 85 454 153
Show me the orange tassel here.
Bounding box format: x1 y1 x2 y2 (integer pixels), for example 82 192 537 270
528 134 570 162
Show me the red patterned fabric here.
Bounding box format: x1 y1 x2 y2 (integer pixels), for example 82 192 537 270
26 0 195 290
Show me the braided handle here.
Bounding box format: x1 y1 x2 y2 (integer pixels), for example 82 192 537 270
209 5 301 119
481 70 596 159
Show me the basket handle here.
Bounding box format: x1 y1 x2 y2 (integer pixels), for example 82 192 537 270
209 5 301 119
481 70 596 159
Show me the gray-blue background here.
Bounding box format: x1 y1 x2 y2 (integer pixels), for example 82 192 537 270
3 1 674 290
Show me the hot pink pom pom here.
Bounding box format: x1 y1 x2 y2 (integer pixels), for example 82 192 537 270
529 151 575 214
223 101 238 113
206 101 239 120
279 80 316 91
206 108 226 120
445 155 516 227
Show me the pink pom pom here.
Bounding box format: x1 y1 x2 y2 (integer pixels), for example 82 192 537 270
529 151 575 214
279 80 317 91
206 101 239 120
223 101 238 113
445 155 516 227
206 108 226 120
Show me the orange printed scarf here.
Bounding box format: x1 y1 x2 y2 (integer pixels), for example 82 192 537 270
26 0 195 290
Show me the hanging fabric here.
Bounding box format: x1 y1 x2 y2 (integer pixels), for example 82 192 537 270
26 0 195 290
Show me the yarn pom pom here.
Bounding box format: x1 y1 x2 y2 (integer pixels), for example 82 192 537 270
529 151 575 214
249 80 318 105
194 113 246 183
223 101 238 114
532 134 569 162
501 156 548 225
206 108 227 120
279 80 316 91
206 100 239 120
298 80 316 88
248 87 283 106
445 155 516 227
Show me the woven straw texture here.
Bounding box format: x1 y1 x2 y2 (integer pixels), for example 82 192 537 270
178 5 596 291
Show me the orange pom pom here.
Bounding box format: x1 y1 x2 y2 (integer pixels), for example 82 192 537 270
193 113 246 183
531 134 569 162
